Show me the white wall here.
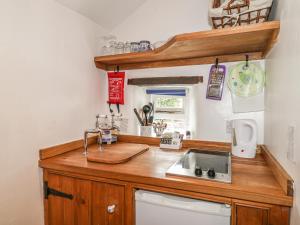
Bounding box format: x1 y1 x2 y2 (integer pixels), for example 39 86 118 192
103 0 265 143
109 65 265 143
111 0 211 43
55 0 147 30
0 0 106 224
265 0 300 224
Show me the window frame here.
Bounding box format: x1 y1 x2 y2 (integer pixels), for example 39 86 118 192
148 88 190 135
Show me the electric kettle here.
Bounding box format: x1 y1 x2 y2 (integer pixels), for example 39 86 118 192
231 119 257 158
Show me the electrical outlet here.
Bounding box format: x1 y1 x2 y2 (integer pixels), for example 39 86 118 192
287 125 296 163
226 120 232 134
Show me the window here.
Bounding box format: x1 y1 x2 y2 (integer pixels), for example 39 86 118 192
147 88 189 135
154 95 184 113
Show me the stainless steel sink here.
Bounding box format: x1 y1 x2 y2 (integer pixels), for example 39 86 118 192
166 149 231 183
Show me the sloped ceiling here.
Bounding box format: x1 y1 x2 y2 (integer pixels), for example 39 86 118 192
55 0 147 30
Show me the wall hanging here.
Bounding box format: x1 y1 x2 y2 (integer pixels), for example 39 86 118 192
107 70 125 106
206 58 226 100
228 56 265 113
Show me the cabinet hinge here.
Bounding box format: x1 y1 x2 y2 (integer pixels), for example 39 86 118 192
44 181 73 200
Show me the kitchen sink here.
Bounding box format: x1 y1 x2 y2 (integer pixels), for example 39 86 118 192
166 149 231 183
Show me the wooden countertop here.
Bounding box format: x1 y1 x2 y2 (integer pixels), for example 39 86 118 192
39 138 293 207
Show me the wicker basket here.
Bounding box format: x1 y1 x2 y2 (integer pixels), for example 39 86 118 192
211 0 273 29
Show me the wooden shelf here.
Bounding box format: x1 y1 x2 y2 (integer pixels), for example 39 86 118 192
94 21 280 71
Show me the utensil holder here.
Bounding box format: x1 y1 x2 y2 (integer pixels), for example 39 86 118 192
139 126 152 137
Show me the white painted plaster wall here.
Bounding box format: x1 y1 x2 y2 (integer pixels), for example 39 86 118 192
265 0 300 224
102 65 265 143
0 0 106 224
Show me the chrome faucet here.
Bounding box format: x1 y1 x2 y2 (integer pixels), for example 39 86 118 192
83 115 103 156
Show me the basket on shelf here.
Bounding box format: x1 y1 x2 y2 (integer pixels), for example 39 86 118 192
209 0 273 29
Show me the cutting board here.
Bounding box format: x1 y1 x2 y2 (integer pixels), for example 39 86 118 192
87 143 149 164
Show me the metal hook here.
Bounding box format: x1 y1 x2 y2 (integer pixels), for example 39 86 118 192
245 54 249 68
114 65 120 73
215 58 219 68
108 103 113 114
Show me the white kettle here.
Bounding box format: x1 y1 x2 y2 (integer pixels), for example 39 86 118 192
231 119 257 158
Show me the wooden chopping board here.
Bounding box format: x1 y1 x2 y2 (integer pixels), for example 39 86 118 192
87 143 149 164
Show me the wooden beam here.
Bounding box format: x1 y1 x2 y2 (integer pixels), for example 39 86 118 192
127 76 203 86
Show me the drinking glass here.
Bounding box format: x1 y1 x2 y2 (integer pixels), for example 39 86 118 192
130 42 140 52
139 40 152 52
115 42 125 54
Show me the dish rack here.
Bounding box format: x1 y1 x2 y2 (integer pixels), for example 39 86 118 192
210 0 273 29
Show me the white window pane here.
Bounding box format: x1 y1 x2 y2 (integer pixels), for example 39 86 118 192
154 95 184 113
155 96 183 108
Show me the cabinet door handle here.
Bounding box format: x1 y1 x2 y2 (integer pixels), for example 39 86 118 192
107 204 116 214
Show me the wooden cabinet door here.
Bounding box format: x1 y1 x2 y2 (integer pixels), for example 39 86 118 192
92 182 125 225
92 182 106 225
235 204 269 225
233 200 290 225
46 173 91 225
106 183 125 225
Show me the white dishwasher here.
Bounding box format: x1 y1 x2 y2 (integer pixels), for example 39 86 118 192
135 190 231 225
